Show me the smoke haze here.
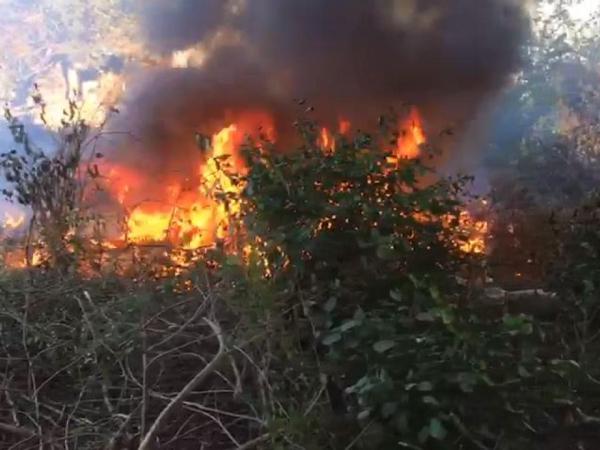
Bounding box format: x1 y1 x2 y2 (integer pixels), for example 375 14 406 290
109 0 531 182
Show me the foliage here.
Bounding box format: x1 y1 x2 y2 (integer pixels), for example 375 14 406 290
0 0 139 103
234 120 600 449
0 115 598 449
550 192 600 365
483 0 600 288
0 100 107 269
0 266 269 449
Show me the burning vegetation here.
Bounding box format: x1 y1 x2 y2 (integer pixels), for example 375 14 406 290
0 103 490 273
0 1 600 449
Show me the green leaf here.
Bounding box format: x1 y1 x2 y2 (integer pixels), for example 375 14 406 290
322 333 341 346
416 312 435 322
429 418 447 440
502 314 533 336
408 274 420 288
373 340 396 353
440 308 455 325
357 409 371 421
429 285 441 302
518 366 531 378
381 402 398 418
417 381 433 392
324 297 337 312
354 307 366 322
389 289 403 302
422 395 440 406
340 320 358 332
418 425 430 443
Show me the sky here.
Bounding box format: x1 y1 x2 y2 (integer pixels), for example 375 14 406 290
570 0 599 21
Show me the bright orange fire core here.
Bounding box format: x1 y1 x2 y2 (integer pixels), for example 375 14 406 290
124 125 242 248
396 107 426 159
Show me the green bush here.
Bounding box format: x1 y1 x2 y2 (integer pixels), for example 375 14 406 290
0 116 598 449
233 120 600 449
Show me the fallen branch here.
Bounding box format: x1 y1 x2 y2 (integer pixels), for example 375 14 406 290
449 413 490 450
479 287 561 317
483 287 557 301
106 408 141 450
228 433 271 450
0 421 36 438
137 318 226 450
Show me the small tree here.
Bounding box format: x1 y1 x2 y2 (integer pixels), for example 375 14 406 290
1 97 104 269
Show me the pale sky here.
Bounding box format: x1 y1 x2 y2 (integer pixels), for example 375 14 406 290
538 0 600 23
570 0 600 22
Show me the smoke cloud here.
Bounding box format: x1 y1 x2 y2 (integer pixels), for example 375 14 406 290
109 0 531 185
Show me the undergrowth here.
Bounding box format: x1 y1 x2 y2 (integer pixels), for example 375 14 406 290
0 112 598 450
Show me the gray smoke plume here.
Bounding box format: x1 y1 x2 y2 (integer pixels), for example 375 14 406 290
140 0 528 109
109 0 531 189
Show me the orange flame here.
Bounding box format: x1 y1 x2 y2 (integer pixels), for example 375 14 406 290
457 211 488 254
3 212 25 231
339 119 351 135
123 125 246 249
102 112 273 251
320 127 334 154
396 107 426 159
2 247 45 269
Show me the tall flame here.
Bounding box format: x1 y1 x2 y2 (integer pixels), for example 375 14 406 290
122 124 247 249
396 107 426 159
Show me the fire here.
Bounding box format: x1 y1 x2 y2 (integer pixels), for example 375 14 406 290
2 212 25 231
457 211 489 254
319 119 352 154
396 107 426 159
0 103 488 273
339 119 351 135
2 247 45 269
126 205 173 244
320 127 334 154
105 114 271 251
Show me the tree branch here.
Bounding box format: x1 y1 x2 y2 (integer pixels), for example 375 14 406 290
137 318 226 450
0 421 36 438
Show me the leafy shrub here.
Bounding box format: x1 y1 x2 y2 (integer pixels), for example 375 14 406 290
0 115 598 449
234 120 600 448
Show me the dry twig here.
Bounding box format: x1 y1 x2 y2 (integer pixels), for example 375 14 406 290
137 318 226 450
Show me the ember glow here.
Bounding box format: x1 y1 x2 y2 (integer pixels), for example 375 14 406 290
2 247 45 269
457 211 489 254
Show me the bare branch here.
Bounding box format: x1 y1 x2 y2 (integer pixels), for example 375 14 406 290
228 433 270 450
137 318 226 450
0 421 36 438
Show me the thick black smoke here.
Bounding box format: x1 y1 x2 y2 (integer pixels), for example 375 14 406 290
140 0 528 108
111 0 530 184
